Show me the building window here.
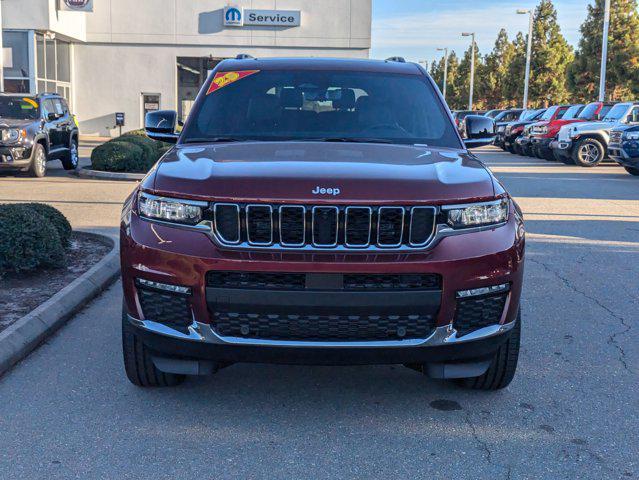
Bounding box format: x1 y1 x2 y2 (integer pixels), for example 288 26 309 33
3 31 31 93
35 34 72 104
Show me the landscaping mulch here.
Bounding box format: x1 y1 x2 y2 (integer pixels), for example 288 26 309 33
0 232 112 333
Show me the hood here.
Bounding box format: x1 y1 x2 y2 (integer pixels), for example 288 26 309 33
0 118 34 128
147 142 496 204
572 120 619 133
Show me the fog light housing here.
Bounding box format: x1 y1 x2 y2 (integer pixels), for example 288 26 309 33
456 283 510 299
135 278 192 295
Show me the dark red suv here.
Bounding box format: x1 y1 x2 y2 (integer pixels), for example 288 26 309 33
120 57 525 390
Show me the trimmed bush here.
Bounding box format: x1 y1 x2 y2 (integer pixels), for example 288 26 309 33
19 203 72 248
91 141 145 172
117 135 158 164
0 204 65 275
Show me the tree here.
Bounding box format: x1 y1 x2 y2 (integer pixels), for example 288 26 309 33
444 51 462 109
504 32 529 107
455 42 485 110
529 0 574 106
483 29 519 108
569 0 639 101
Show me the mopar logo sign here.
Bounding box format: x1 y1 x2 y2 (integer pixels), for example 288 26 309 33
224 7 301 27
224 6 243 26
60 0 93 11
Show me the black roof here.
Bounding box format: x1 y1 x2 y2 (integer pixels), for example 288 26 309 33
216 57 423 75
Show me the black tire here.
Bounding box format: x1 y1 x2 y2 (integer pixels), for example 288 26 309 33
512 143 523 156
522 145 534 157
61 138 79 170
458 311 521 390
560 154 575 165
122 307 185 387
552 150 564 162
27 143 47 178
542 149 556 162
625 166 639 176
506 144 515 154
533 146 544 159
572 138 605 167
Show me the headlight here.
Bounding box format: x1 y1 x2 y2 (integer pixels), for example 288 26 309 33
624 132 639 140
137 192 205 225
445 199 509 229
2 129 25 143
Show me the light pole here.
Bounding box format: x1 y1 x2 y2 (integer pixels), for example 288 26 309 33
436 47 449 101
517 9 534 109
599 0 611 101
461 32 475 110
0 0 4 92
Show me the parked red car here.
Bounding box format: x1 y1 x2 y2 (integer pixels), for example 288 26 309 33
515 105 570 157
120 57 525 391
530 102 614 161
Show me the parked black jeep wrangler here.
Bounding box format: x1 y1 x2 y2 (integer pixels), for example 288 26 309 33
0 93 79 177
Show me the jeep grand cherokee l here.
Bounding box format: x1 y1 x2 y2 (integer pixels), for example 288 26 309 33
120 57 525 391
0 93 79 177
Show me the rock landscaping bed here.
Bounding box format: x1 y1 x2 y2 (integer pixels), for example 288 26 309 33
0 232 111 332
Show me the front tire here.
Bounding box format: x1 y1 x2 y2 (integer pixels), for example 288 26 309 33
27 143 47 178
122 308 185 387
572 138 605 167
625 166 639 176
457 311 521 390
61 138 79 170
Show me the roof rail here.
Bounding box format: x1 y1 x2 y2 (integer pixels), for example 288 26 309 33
385 56 406 63
235 53 255 60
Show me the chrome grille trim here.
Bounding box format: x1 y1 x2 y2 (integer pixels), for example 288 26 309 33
311 206 339 248
213 203 241 245
205 203 448 252
245 204 273 246
278 205 306 247
377 206 405 248
344 206 372 248
409 206 437 247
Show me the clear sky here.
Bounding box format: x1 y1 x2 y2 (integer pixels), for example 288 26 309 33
371 0 593 65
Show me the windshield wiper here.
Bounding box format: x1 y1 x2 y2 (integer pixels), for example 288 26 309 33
309 137 394 144
181 137 246 144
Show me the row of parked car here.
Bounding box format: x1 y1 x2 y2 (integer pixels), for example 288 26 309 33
452 103 639 176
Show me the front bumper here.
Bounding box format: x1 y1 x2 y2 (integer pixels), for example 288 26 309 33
0 145 33 168
609 141 639 168
120 204 525 368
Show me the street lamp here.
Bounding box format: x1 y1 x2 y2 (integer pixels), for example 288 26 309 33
599 0 611 101
436 47 449 101
517 9 534 109
461 33 475 110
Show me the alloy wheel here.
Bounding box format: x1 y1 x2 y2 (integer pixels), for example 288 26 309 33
36 148 47 176
578 144 600 165
70 142 79 168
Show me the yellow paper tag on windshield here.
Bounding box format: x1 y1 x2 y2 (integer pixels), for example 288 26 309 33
206 70 260 94
22 98 39 108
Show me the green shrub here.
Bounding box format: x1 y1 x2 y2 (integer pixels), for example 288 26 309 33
19 203 72 248
117 135 158 164
91 141 145 172
121 129 147 137
0 204 66 275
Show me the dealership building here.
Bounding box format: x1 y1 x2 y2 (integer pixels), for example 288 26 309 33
1 0 372 136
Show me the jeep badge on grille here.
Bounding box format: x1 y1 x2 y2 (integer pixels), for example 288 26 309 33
312 186 341 196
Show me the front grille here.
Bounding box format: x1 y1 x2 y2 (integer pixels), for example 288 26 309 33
610 131 623 144
206 271 441 291
138 288 192 332
212 311 436 341
211 203 437 251
454 294 507 337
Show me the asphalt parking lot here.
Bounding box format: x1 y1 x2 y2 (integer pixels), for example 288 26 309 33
0 147 637 479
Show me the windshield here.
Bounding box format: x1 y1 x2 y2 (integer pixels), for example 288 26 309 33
562 105 584 120
520 109 538 121
0 97 39 120
578 103 600 120
182 69 461 148
540 106 558 121
603 104 630 121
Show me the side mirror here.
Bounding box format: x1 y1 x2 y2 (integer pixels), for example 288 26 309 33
145 110 179 143
463 115 496 149
47 112 58 121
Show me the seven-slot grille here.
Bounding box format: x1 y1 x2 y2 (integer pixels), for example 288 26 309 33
609 130 623 144
211 204 437 250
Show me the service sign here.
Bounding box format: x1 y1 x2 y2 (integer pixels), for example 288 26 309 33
59 0 93 12
223 7 301 27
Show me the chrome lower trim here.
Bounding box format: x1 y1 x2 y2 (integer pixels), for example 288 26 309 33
127 315 516 349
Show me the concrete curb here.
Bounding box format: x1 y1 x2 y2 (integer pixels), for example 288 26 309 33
0 234 120 377
72 167 144 181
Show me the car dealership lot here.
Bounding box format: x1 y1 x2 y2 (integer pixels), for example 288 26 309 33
0 147 637 479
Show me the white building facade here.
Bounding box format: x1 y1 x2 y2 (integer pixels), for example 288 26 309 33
1 0 372 136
